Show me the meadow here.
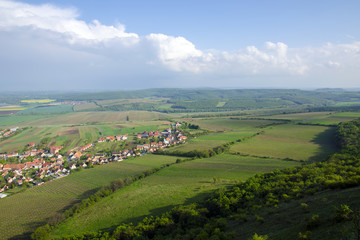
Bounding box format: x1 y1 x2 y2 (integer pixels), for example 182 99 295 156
52 154 300 237
0 155 180 239
230 123 337 161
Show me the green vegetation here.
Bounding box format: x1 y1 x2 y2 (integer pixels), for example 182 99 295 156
51 154 299 238
230 124 337 161
0 155 180 239
17 104 74 115
47 119 360 240
2 89 360 239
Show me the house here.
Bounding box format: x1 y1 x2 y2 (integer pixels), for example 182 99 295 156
80 143 93 152
115 135 123 141
179 136 187 142
98 138 106 143
154 131 159 138
70 164 77 170
0 193 8 198
106 136 115 142
71 151 82 160
7 152 19 158
10 127 19 132
50 146 63 154
143 144 150 149
137 134 142 139
122 134 128 140
28 142 36 147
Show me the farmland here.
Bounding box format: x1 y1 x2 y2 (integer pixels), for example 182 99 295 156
1 89 360 239
0 155 180 239
52 154 300 237
230 123 337 161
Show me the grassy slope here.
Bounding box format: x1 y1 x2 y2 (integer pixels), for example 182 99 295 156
231 186 360 240
52 154 300 237
0 155 179 240
230 124 337 161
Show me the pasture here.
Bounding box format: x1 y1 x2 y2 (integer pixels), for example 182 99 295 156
52 154 300 237
0 155 180 240
230 123 337 161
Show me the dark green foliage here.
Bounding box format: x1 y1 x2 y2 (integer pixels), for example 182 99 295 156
31 224 52 240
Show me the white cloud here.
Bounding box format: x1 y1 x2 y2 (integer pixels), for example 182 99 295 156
0 0 359 90
0 0 139 44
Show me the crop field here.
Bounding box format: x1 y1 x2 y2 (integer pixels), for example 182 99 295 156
52 154 300 237
0 114 53 127
167 131 256 153
20 99 55 103
300 112 360 125
17 111 170 126
73 102 100 111
262 111 360 125
17 104 74 115
230 124 337 161
264 112 333 120
0 127 64 152
0 155 180 239
193 118 281 131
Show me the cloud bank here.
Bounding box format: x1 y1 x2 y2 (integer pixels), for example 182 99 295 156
0 0 359 90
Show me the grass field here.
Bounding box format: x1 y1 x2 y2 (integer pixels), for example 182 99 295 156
52 154 300 237
230 124 337 161
0 155 181 239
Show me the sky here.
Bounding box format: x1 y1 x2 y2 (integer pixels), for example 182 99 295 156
0 0 359 91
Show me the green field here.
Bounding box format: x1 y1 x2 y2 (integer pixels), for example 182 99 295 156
230 124 337 161
0 155 180 239
17 104 74 115
167 118 278 154
167 131 255 153
263 112 360 125
193 118 281 131
52 154 300 237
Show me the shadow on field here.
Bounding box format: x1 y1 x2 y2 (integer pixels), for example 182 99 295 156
97 189 216 234
11 187 101 239
308 126 337 162
9 220 45 240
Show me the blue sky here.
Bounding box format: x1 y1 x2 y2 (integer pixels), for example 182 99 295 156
0 0 359 91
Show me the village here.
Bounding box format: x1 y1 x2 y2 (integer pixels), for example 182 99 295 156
0 123 187 198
